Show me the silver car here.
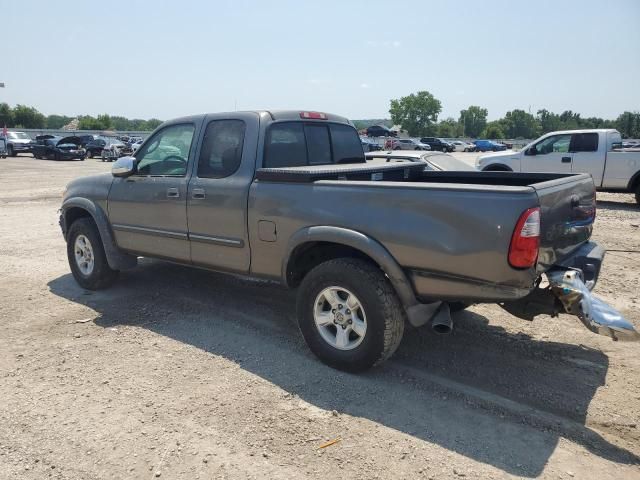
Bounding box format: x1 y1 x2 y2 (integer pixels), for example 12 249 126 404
365 150 475 170
393 138 431 151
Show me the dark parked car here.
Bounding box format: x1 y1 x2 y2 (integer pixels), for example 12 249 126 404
85 138 108 158
31 136 85 160
360 137 382 152
419 137 454 152
77 134 97 147
366 125 396 137
85 137 129 158
474 139 508 152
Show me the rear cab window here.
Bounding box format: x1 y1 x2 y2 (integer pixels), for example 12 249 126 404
264 121 364 168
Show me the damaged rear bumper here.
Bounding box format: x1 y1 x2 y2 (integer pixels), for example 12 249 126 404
501 242 639 341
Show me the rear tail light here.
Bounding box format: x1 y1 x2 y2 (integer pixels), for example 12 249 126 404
508 207 540 268
300 111 327 120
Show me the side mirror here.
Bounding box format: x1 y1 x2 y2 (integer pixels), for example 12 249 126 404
526 146 536 156
112 156 137 177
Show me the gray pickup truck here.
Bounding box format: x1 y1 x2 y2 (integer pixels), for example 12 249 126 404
60 110 638 371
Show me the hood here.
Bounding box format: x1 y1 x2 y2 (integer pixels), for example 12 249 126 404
476 150 518 166
57 136 83 146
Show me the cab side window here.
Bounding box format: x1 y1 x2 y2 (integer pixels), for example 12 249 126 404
197 120 246 178
531 134 572 155
571 133 599 152
136 124 195 176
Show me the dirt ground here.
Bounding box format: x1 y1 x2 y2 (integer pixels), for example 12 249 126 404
1 154 639 480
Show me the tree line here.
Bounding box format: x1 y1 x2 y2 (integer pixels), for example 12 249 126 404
354 91 640 139
0 103 163 131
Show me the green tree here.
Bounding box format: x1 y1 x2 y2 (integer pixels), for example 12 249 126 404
0 103 12 127
558 110 581 130
536 109 560 134
389 90 442 137
110 116 131 130
46 114 73 129
502 109 539 138
437 118 460 138
146 118 163 130
78 114 113 130
615 111 640 138
459 105 487 137
12 104 45 128
482 121 505 139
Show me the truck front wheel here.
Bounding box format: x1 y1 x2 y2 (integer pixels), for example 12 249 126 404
67 218 119 290
296 258 405 372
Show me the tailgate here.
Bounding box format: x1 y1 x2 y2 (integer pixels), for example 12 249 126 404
534 173 596 272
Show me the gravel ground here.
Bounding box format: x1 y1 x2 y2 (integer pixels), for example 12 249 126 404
1 154 639 479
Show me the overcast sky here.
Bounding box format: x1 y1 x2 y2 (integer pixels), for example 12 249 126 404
3 0 639 121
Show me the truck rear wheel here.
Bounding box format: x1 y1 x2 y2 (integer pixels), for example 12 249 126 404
67 218 119 290
296 258 405 372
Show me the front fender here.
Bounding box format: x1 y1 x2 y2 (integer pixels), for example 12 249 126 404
61 197 137 271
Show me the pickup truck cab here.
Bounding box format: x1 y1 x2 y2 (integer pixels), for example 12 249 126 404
60 111 638 371
477 129 640 204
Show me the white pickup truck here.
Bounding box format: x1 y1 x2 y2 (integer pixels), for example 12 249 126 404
477 129 640 204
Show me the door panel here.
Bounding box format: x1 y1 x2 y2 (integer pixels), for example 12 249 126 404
108 123 197 261
109 176 190 260
521 134 573 173
187 113 258 273
569 132 603 186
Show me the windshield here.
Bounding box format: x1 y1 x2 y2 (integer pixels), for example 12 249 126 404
9 132 30 140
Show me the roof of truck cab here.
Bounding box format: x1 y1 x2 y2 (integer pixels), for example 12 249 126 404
159 111 351 126
542 128 619 135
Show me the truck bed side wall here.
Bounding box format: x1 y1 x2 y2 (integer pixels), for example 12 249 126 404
248 181 540 302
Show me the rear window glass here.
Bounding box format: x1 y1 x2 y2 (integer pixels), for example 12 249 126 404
330 123 365 164
305 124 332 165
572 133 599 152
264 122 363 168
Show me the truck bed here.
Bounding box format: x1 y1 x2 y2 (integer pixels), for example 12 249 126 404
256 162 577 187
251 163 596 302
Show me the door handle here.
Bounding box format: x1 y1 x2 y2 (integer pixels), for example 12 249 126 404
166 187 180 198
192 188 206 200
561 156 572 163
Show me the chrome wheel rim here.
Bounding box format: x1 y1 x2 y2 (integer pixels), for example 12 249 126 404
74 234 94 276
313 286 367 350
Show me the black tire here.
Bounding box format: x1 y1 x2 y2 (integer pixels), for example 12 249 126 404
67 217 119 290
296 258 405 372
7 145 14 157
635 184 640 205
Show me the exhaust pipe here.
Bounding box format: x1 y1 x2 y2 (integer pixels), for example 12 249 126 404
430 302 453 335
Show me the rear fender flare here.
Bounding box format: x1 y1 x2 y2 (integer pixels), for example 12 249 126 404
283 226 421 312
